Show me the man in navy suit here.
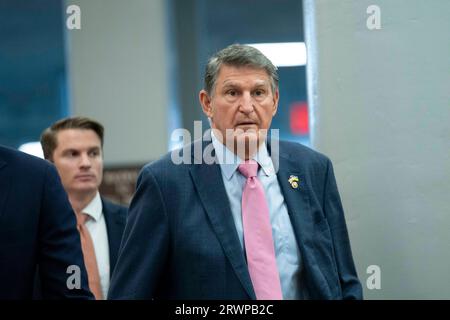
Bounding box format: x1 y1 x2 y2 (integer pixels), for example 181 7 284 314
109 44 362 300
0 145 93 299
40 117 127 299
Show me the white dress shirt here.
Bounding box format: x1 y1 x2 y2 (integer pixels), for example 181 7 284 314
211 132 303 299
82 192 110 299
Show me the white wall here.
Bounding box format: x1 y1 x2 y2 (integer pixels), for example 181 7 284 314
304 0 450 299
66 0 168 165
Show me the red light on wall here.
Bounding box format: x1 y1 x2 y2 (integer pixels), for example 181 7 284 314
290 102 309 135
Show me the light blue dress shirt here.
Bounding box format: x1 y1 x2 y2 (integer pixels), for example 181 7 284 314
211 132 303 300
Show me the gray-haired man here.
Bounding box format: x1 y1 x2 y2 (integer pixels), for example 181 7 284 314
109 44 362 300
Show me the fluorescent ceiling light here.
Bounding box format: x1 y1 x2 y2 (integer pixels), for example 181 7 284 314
246 42 307 67
19 141 44 159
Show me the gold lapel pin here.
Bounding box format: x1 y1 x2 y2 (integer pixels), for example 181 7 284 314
288 175 300 189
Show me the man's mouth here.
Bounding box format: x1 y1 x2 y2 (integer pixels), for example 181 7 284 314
75 174 95 180
236 121 257 127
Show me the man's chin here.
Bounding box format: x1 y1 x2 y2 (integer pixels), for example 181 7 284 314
70 184 98 195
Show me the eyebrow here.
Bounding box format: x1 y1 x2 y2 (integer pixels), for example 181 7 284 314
61 146 100 154
61 148 79 155
221 80 269 89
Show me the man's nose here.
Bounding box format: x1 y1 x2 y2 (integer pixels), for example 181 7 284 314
79 153 91 168
239 92 254 114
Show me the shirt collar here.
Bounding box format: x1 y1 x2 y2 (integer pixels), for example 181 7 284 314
81 192 103 222
211 130 275 180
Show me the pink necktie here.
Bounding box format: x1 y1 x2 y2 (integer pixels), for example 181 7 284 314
238 160 283 300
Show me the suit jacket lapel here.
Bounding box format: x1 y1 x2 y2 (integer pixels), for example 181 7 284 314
189 140 256 299
273 145 332 298
268 140 315 254
102 199 124 273
275 156 314 257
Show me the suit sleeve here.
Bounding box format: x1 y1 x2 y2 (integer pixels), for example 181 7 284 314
108 166 169 299
38 164 93 299
323 159 363 299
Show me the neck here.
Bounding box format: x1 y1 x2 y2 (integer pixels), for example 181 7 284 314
234 148 256 161
212 130 263 161
232 139 263 161
69 191 97 215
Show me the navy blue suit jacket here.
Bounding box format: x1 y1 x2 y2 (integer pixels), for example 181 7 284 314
101 198 127 275
0 145 93 299
33 197 126 299
108 140 363 300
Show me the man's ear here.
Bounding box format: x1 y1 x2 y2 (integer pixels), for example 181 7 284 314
272 88 279 116
47 152 55 163
199 90 213 118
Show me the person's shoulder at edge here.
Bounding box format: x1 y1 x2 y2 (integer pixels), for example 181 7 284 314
274 139 332 169
0 144 54 175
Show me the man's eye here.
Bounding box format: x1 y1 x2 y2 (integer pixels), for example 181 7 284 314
227 90 237 96
89 151 99 157
254 90 264 96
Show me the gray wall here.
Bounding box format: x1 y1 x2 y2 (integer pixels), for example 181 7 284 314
66 0 169 166
304 0 450 299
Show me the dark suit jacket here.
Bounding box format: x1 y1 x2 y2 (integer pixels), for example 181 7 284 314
0 145 93 299
108 139 363 300
33 196 127 300
101 198 127 276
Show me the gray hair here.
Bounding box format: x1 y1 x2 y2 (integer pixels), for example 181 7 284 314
203 44 279 96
